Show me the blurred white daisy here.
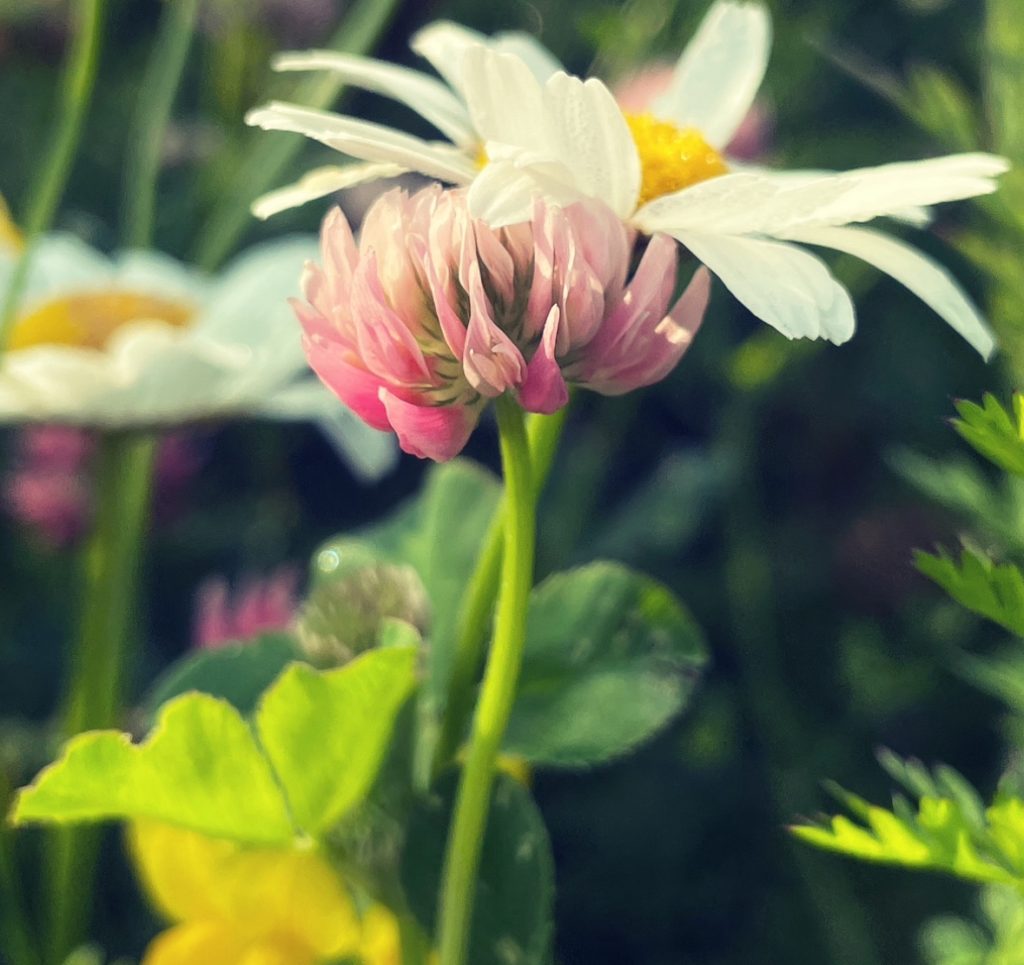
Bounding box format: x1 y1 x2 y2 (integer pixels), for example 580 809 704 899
0 235 396 478
247 0 1007 357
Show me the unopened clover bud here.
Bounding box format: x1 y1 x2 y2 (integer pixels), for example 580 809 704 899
296 562 430 667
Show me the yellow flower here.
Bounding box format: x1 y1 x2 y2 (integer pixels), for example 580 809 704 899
130 820 362 965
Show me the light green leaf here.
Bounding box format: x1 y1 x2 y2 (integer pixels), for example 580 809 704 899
256 646 418 835
905 64 979 153
794 756 1024 888
915 546 1024 637
313 459 501 703
504 562 707 767
953 394 1024 478
401 774 555 965
12 695 294 844
144 633 301 719
985 0 1024 163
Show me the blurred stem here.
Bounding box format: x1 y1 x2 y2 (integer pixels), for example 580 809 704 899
431 407 567 780
47 432 157 965
0 0 105 350
719 398 882 965
121 0 201 249
0 770 41 965
192 0 401 271
437 398 535 965
985 0 1024 163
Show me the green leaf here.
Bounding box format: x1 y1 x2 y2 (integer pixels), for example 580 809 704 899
793 756 1024 888
915 545 1024 637
143 633 301 719
313 459 501 703
256 646 418 835
12 695 294 844
905 64 980 153
504 562 707 767
985 0 1024 163
401 774 555 965
953 394 1024 477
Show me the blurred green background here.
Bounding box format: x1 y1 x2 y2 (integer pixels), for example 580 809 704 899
0 0 1019 962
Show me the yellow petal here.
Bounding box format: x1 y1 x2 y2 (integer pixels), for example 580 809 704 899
143 922 318 965
0 195 22 252
142 921 251 965
358 905 402 965
129 821 362 957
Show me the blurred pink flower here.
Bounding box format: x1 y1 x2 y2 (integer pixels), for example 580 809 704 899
193 567 301 649
5 426 203 547
613 63 773 161
295 186 710 461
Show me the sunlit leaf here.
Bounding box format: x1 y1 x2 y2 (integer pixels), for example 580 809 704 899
12 695 294 844
255 646 418 835
915 545 1024 637
794 755 1024 887
952 394 1024 477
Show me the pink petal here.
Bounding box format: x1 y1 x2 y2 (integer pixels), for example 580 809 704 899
379 389 479 461
582 267 711 394
462 260 526 397
303 333 391 430
519 306 569 414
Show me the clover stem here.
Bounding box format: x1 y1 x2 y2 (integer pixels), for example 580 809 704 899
46 431 157 964
0 0 105 351
431 406 566 780
436 396 536 965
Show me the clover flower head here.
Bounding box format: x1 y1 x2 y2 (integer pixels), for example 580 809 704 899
294 185 709 460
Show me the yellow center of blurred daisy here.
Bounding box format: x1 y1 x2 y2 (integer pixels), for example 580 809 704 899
8 291 194 351
625 113 728 206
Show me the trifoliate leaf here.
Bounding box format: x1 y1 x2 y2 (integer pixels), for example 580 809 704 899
915 546 1024 637
12 695 294 844
953 394 1024 477
504 562 707 767
12 648 419 845
255 645 418 835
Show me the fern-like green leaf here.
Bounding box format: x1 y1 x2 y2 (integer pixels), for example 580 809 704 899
915 546 1024 637
953 394 1024 477
793 756 1024 888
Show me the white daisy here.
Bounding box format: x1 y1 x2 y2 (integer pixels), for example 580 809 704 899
246 1 1008 357
0 234 396 478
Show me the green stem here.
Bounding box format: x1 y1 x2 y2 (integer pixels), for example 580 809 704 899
432 407 566 780
121 0 201 249
0 770 41 965
47 432 157 965
0 0 105 349
437 397 536 965
192 0 401 271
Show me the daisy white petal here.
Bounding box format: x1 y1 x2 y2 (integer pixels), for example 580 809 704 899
244 102 477 184
785 224 996 358
466 160 586 227
460 47 553 154
489 31 564 81
252 162 406 220
271 50 476 147
410 20 489 95
677 230 855 343
653 0 771 148
542 72 642 218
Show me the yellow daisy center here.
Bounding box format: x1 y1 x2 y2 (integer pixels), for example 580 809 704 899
8 291 195 351
625 113 728 206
